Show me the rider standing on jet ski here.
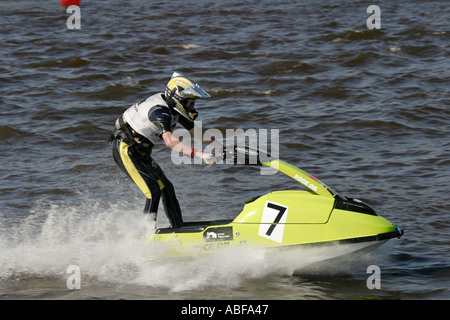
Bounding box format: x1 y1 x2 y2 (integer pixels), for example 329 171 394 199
110 72 216 228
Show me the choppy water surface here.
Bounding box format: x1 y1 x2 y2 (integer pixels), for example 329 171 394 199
0 0 449 300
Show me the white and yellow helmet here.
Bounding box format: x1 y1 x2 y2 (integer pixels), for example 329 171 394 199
165 72 210 121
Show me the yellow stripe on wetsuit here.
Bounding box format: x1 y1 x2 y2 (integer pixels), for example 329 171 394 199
118 141 164 199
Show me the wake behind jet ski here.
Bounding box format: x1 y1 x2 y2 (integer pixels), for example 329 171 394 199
146 146 403 260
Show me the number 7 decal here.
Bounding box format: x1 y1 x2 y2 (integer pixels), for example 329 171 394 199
258 201 289 243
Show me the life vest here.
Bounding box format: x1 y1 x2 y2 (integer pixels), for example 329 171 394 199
123 93 179 145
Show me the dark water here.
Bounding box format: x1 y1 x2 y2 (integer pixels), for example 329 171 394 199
0 0 449 300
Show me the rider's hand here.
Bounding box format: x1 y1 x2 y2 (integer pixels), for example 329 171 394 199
201 152 217 165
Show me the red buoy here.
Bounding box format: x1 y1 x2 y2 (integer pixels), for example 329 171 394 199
59 0 81 6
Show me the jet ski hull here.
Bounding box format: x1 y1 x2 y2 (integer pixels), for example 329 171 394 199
146 154 403 260
146 190 403 255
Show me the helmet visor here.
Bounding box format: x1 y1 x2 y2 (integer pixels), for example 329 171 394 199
178 84 211 99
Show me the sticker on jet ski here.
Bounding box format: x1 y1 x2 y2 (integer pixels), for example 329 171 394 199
294 174 319 192
203 227 234 242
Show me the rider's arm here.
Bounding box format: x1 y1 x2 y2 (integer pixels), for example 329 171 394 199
162 131 209 160
151 107 215 163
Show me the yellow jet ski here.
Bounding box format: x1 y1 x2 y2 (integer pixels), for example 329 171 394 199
146 146 403 258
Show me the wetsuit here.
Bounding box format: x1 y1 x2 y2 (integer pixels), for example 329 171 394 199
110 93 195 228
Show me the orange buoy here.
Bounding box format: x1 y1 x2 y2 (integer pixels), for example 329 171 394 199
59 0 81 6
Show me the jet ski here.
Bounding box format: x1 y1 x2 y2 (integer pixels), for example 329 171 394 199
146 146 403 260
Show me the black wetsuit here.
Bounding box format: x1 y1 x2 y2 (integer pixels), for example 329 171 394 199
110 93 194 228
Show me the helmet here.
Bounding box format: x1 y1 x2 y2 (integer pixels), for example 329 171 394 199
165 72 210 121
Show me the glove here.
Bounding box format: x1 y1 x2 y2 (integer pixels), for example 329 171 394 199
202 152 217 165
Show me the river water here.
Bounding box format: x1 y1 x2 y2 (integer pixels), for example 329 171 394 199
0 0 448 300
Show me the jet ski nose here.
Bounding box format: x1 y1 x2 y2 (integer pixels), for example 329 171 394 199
395 226 404 239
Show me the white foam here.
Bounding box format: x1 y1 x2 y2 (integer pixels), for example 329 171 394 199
170 44 200 50
0 198 385 293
